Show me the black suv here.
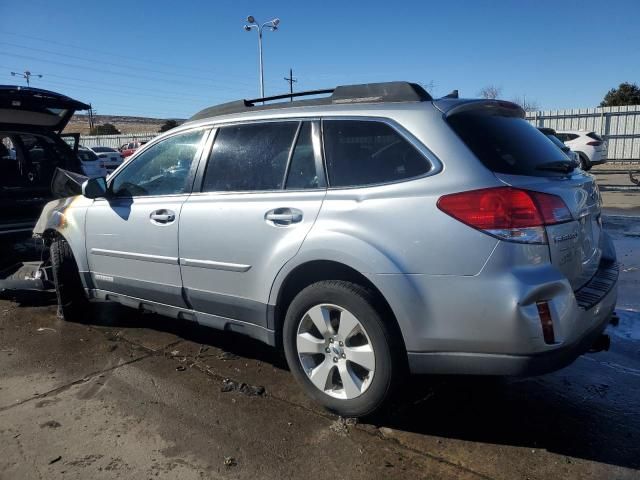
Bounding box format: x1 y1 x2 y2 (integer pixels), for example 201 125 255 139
0 86 89 237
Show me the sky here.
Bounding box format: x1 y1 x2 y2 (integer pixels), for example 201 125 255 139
1 0 639 119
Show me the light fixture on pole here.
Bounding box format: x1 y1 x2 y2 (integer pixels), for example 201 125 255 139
11 70 43 87
244 16 280 98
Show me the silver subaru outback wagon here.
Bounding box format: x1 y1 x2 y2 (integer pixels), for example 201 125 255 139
34 82 618 416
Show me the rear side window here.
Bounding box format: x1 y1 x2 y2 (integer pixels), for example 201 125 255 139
586 132 603 141
448 113 571 177
203 122 298 192
323 120 430 188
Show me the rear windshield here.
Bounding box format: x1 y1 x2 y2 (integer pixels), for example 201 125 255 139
586 132 603 141
447 112 571 177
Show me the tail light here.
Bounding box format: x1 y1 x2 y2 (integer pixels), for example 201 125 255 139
437 187 572 244
586 141 602 146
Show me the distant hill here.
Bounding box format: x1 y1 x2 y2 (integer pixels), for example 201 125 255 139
64 114 186 135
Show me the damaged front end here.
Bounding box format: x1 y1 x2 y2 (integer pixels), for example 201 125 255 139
0 168 87 297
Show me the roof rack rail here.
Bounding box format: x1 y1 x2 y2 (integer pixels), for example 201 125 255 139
190 81 432 120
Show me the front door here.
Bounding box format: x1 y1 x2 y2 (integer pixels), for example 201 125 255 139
179 121 326 327
86 128 208 307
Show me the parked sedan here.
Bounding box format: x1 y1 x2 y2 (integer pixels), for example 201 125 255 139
555 130 608 170
86 145 123 173
77 147 107 178
119 141 147 158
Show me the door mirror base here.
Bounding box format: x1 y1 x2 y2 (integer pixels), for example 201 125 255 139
82 177 108 199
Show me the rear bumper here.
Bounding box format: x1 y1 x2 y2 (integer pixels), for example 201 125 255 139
397 233 619 376
407 281 616 375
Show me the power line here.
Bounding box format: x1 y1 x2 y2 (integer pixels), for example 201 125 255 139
0 41 265 90
0 31 283 89
0 51 256 93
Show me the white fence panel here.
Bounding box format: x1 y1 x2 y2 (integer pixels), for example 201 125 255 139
79 132 159 148
526 105 640 162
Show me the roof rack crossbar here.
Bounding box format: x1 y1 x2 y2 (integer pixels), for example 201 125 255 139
246 88 335 105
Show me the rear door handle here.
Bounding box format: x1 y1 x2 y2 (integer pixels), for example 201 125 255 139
150 209 176 224
265 208 303 226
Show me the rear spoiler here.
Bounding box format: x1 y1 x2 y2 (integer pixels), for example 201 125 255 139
434 99 525 119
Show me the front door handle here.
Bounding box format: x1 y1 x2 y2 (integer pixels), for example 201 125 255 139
150 209 176 224
265 208 303 226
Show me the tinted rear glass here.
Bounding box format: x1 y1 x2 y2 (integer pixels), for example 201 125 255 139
323 120 430 187
586 132 603 141
448 112 571 177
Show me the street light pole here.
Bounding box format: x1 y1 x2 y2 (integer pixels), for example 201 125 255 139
11 70 43 87
244 16 280 98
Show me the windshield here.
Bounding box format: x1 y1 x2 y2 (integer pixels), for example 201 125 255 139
447 112 572 177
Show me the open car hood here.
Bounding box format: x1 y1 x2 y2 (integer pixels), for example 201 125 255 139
0 85 90 132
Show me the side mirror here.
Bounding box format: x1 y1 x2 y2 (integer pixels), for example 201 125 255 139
82 177 108 199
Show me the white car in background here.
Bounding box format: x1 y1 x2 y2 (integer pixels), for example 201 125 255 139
555 130 608 170
85 145 124 174
538 127 580 168
77 147 108 178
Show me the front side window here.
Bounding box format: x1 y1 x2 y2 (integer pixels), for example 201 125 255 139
202 122 298 192
111 129 205 197
323 120 430 188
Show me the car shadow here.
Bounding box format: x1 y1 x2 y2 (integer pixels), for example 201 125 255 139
88 303 288 370
372 369 639 471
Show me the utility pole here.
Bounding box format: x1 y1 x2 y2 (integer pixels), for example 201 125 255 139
11 70 43 87
88 103 95 131
284 68 297 101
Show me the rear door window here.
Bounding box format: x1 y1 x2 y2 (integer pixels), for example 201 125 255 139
202 122 298 192
285 122 319 190
323 120 430 188
447 112 572 177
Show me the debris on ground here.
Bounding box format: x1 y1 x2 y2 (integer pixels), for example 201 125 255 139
220 378 265 396
175 365 187 372
217 351 239 361
329 416 358 435
36 327 56 333
223 456 237 467
48 456 62 465
40 420 61 429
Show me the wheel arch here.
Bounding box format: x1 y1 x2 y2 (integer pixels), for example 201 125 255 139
270 259 408 361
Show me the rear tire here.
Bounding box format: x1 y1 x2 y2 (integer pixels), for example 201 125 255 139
283 280 401 417
579 153 592 171
50 238 89 322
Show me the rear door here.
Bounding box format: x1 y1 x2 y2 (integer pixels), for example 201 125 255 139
85 128 208 306
179 120 326 328
446 105 602 289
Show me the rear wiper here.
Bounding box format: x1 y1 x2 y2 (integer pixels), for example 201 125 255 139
536 161 575 173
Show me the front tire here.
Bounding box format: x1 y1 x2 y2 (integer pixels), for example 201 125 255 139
283 280 400 417
50 238 89 322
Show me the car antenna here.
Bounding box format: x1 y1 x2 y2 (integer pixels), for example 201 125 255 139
442 89 459 99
